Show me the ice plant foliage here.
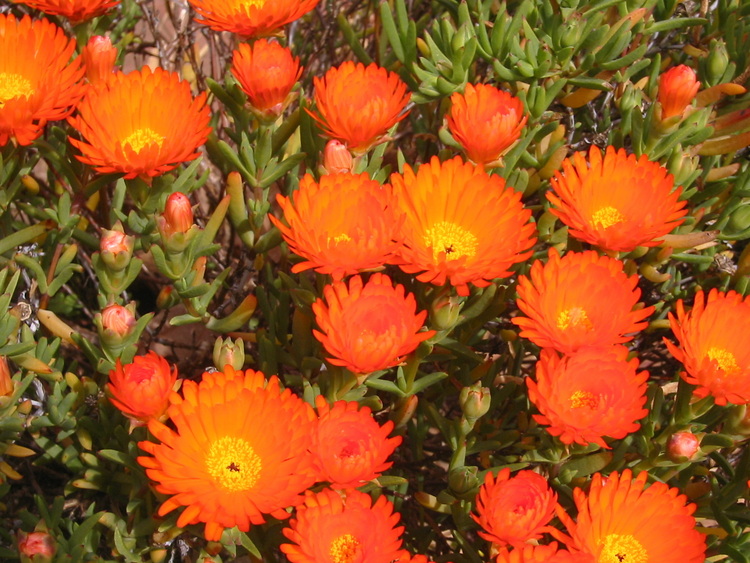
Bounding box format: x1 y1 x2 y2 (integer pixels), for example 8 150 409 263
187 0 320 37
528 347 649 448
665 289 750 405
391 156 536 296
69 67 211 179
137 366 317 541
446 83 527 166
312 396 402 489
271 172 402 279
231 39 302 118
312 62 410 153
281 489 403 563
547 146 688 252
658 65 700 120
0 15 86 146
312 274 434 375
558 469 706 563
513 249 653 354
12 0 120 24
472 468 557 548
108 352 177 424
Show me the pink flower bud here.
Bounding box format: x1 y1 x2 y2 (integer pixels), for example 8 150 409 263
162 192 193 236
100 228 131 255
18 531 56 563
82 36 117 85
101 304 136 337
322 140 353 174
667 431 700 462
658 65 699 120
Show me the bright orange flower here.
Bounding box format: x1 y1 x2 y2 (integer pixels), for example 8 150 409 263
12 0 119 24
187 0 320 37
68 67 211 179
312 62 410 153
108 352 177 424
281 489 403 563
658 65 700 120
312 396 402 489
472 468 557 548
558 469 706 563
528 347 649 448
665 289 750 405
447 83 527 166
231 39 302 118
547 146 687 252
513 249 653 354
312 274 435 375
270 172 402 280
392 156 536 296
137 366 317 541
0 15 85 147
495 543 591 563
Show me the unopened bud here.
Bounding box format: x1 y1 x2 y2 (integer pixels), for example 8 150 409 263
447 465 480 497
101 304 136 337
705 39 730 86
99 224 134 272
322 140 353 174
82 35 117 84
430 294 463 332
391 394 418 429
657 65 699 120
162 192 194 236
18 531 56 563
459 382 491 422
667 431 700 462
213 337 245 371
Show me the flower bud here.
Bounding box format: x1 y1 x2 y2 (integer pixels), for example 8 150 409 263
322 140 353 174
18 531 56 563
212 337 245 371
706 39 730 86
0 356 12 397
459 382 491 422
448 465 480 497
99 223 134 272
430 294 463 332
82 35 117 85
161 192 194 236
101 304 136 337
667 431 700 462
657 65 699 120
108 352 179 425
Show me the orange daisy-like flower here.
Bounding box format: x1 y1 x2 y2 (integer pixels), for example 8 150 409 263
547 146 687 252
446 83 527 166
312 274 435 375
281 488 403 563
187 0 320 37
108 352 178 425
528 347 649 448
312 61 410 153
69 67 211 179
558 469 706 563
658 65 700 120
472 468 558 548
312 396 402 489
665 289 750 405
12 0 119 24
513 249 653 355
270 172 402 280
0 15 86 147
495 543 590 563
231 39 302 118
392 156 536 296
137 366 317 541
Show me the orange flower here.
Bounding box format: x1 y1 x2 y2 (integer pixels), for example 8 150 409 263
547 146 687 252
472 468 557 548
187 0 320 37
231 39 302 118
312 62 410 153
528 347 649 448
513 249 653 354
69 67 211 179
108 352 178 424
495 543 590 563
281 489 403 563
0 357 13 397
658 65 700 120
558 469 706 563
665 289 750 405
270 172 402 280
0 15 85 147
312 396 402 489
391 156 536 296
12 0 119 24
447 83 527 166
137 366 317 541
312 274 435 375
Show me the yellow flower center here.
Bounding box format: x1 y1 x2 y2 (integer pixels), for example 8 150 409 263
330 233 352 245
424 221 478 261
556 307 593 331
0 73 34 105
238 0 266 11
600 533 647 563
205 436 261 492
570 390 599 409
707 347 739 375
591 206 625 230
122 128 164 154
329 533 362 563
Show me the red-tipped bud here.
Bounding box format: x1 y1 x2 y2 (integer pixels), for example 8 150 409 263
667 431 700 462
322 140 353 174
18 531 56 563
82 36 117 85
658 65 700 120
100 229 130 254
101 304 136 337
162 192 193 236
0 356 12 397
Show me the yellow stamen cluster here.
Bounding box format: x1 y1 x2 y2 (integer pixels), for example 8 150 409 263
600 533 648 563
122 127 164 154
591 206 625 230
0 73 34 105
556 307 593 331
205 436 262 492
424 221 478 261
329 533 362 563
707 347 739 375
569 390 600 410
